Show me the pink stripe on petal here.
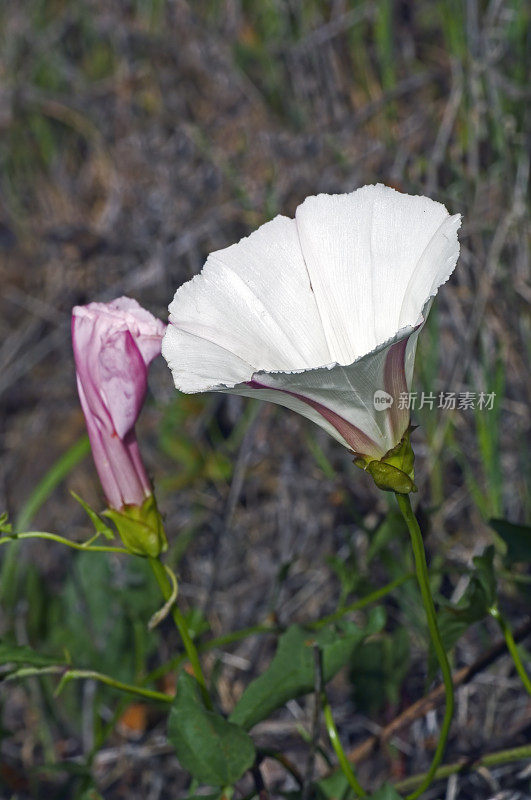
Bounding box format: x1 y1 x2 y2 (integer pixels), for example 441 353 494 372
100 329 148 439
383 336 410 441
248 380 381 458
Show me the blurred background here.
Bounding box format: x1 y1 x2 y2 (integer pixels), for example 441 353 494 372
0 1 529 798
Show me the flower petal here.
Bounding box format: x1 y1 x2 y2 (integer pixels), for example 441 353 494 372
383 335 412 441
166 215 330 380
295 184 459 363
99 329 148 439
162 185 461 456
398 214 461 328
74 297 166 367
220 325 421 459
72 298 163 510
162 323 255 392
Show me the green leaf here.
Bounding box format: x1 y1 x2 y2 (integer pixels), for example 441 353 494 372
489 518 531 564
48 552 159 685
79 789 105 800
0 512 12 534
349 627 410 715
230 608 385 730
316 769 352 799
367 785 403 800
316 775 402 800
326 554 361 605
0 642 63 669
182 795 221 800
367 510 408 564
430 546 497 675
71 491 115 540
184 606 211 640
168 672 255 786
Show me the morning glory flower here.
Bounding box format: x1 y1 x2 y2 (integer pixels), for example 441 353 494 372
162 184 460 461
72 297 167 555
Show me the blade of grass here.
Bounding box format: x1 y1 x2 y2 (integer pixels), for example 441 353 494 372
0 435 90 607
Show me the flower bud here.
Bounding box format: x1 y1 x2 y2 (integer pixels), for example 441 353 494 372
72 297 167 555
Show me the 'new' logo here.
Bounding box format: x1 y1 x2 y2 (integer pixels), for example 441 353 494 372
373 390 394 409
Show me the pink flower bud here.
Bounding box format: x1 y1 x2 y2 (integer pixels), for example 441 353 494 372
72 297 166 511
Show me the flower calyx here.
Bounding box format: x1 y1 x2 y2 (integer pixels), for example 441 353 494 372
354 428 417 495
104 494 168 557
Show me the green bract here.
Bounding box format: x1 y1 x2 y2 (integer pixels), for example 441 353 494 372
355 428 417 494
104 495 167 557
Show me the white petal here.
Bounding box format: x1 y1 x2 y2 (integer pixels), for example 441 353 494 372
166 215 330 383
295 184 459 363
162 185 461 455
398 214 461 328
161 323 253 392
221 325 421 459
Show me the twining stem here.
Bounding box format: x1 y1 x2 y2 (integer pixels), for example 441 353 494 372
489 606 531 695
394 743 531 793
322 694 366 797
146 571 414 684
148 556 213 710
348 618 531 766
395 492 454 800
0 531 129 554
148 563 178 630
56 669 172 703
312 572 414 630
7 665 171 704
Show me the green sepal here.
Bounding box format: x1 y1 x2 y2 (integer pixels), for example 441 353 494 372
365 461 417 494
380 427 416 480
104 495 167 557
71 491 115 540
0 512 13 534
354 429 417 494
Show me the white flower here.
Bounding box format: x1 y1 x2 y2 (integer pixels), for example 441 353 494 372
162 184 461 459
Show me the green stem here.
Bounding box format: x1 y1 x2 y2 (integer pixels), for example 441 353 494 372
501 570 531 585
148 556 213 709
257 748 303 786
311 572 414 630
145 622 279 685
322 694 366 797
0 531 129 554
394 743 531 793
0 436 91 605
15 436 91 532
395 493 454 800
489 607 531 695
146 571 414 685
57 669 172 704
7 665 171 704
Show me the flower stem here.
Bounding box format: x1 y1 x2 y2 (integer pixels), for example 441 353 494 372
148 556 213 710
0 531 129 554
489 606 531 695
395 493 454 800
56 669 172 703
6 665 171 704
145 571 414 684
394 743 531 793
322 693 366 797
311 572 414 630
